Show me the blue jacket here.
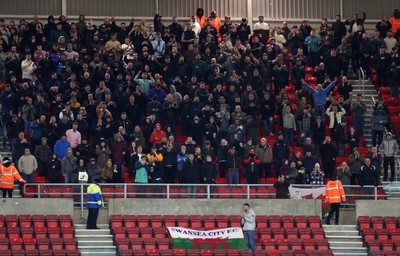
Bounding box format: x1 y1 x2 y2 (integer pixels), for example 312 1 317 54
303 81 335 106
54 139 71 160
86 182 104 209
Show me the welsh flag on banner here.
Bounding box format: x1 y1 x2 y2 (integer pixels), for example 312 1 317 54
167 227 248 250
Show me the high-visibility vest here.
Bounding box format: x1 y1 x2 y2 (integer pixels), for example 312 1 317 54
325 180 346 203
0 164 24 189
86 183 104 208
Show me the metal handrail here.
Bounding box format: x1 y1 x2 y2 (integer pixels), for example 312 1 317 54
358 67 365 95
22 183 388 218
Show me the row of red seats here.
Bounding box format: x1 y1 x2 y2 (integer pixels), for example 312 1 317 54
0 237 77 251
358 216 400 231
0 249 80 256
0 215 72 229
0 226 74 239
363 228 400 242
110 215 321 229
117 248 334 256
112 227 324 241
367 239 400 254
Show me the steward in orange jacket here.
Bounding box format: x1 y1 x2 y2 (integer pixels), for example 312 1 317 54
0 157 26 198
325 175 346 225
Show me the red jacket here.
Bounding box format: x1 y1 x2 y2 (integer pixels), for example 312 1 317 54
149 130 166 145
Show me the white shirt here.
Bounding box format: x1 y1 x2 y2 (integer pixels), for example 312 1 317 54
254 21 269 30
190 21 201 35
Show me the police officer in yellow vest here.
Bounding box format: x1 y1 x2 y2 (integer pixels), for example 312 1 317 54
86 178 104 229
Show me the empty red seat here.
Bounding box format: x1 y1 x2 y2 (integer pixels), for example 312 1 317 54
311 227 325 239
127 228 140 239
38 249 53 256
282 215 295 228
53 249 67 256
66 249 80 256
19 215 32 228
34 227 47 239
0 238 9 250
130 238 143 250
259 228 272 240
307 216 321 228
299 228 311 239
153 228 166 239
124 215 136 228
276 238 289 250
9 238 23 250
48 227 60 238
23 238 36 250
256 216 268 229
214 249 227 256
64 238 77 250
172 248 186 255
372 217 384 229
5 215 18 228
268 216 281 229
316 239 329 250
389 228 400 240
59 215 72 228
263 239 276 250
143 238 156 250
7 227 20 239
199 249 213 256
377 229 390 241
384 217 397 230
176 215 189 228
157 238 170 250
286 228 298 239
163 215 175 227
137 215 149 228
272 228 285 239
150 215 163 228
32 216 45 228
189 215 203 229
159 249 173 256
50 238 64 250
229 216 242 228
61 227 74 239
187 249 200 256
0 249 10 256
37 238 50 250
303 239 316 251
117 238 130 250
363 228 376 240
21 227 34 239
45 215 59 228
118 249 132 255
140 227 153 238
381 240 394 252
110 215 123 229
367 239 381 252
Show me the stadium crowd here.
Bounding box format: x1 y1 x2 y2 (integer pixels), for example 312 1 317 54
0 7 399 188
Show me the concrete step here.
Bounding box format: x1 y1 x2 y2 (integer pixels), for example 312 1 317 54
75 229 111 236
325 230 360 236
323 225 358 231
331 247 368 253
325 235 363 242
78 246 116 254
333 253 368 256
78 240 114 247
329 241 364 247
75 234 113 240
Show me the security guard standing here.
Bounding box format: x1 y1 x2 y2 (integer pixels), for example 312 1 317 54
86 177 104 229
0 157 26 198
325 175 346 225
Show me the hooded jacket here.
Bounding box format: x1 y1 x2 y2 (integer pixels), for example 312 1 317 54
378 134 399 157
0 161 24 189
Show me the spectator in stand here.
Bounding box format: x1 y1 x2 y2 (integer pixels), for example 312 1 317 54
273 133 290 177
379 132 399 181
111 134 127 174
325 175 346 225
348 147 365 185
149 123 166 146
386 61 400 98
253 15 269 42
368 146 383 179
274 175 290 199
384 31 397 54
61 148 77 183
304 29 320 67
351 94 367 137
48 153 61 183
95 138 111 169
284 161 299 184
12 132 30 164
359 158 380 186
371 104 388 147
227 146 240 185
331 15 347 47
282 103 296 146
34 137 52 177
255 138 273 178
65 121 81 148
302 77 336 124
243 147 260 184
348 127 360 152
319 136 337 179
17 147 37 184
86 158 102 183
302 149 319 174
337 162 351 194
310 163 324 185
202 154 218 183
53 134 71 161
373 46 392 87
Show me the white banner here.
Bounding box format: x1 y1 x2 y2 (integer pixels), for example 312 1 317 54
167 227 244 239
289 186 326 199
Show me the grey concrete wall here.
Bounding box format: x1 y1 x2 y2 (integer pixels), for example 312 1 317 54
356 200 400 217
0 198 74 216
108 199 321 217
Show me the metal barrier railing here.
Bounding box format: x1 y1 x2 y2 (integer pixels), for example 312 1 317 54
22 183 387 218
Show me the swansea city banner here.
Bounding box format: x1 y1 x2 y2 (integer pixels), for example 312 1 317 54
167 227 248 250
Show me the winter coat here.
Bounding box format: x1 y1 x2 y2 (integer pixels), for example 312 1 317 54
359 164 379 186
135 161 149 183
86 164 102 183
95 145 111 169
202 161 218 183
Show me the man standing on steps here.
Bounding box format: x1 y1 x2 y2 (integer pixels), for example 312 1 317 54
86 177 104 229
241 203 256 253
0 157 26 198
325 175 346 225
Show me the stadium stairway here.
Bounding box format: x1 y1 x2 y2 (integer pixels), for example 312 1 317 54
323 224 367 256
348 79 379 148
75 223 116 256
